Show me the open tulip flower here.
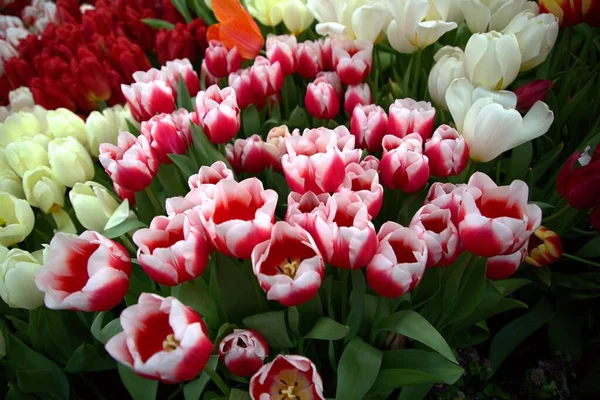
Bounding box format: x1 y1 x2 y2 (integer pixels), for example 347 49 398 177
332 39 373 85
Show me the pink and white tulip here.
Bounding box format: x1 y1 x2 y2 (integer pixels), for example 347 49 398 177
314 71 343 98
332 39 373 85
305 81 340 120
188 161 234 190
337 162 384 218
228 67 255 109
204 40 242 78
486 245 527 280
388 98 436 140
296 40 323 79
319 37 334 71
379 134 430 193
35 231 131 311
162 59 200 96
250 56 284 97
350 104 388 152
425 182 480 227
344 83 372 115
201 60 220 88
121 80 175 122
219 330 269 377
141 114 189 164
225 135 281 174
332 126 362 166
194 85 241 144
424 125 469 177
105 294 213 383
410 204 460 268
360 155 380 171
266 34 298 76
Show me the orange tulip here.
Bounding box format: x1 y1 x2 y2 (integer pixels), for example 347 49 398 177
539 0 600 27
207 0 264 60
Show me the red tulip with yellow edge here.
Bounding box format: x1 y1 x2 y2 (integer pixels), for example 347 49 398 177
525 226 563 267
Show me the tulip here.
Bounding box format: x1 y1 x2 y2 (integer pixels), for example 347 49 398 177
458 0 538 33
47 136 95 188
219 329 269 377
514 79 554 113
22 166 65 214
188 161 235 190
379 134 430 193
194 85 241 144
524 226 563 267
386 0 458 53
539 0 600 27
503 10 559 72
366 221 427 298
445 78 554 163
141 114 190 164
410 204 460 267
344 83 372 115
305 81 340 120
314 71 343 98
361 155 380 171
0 167 24 199
162 59 201 97
428 46 467 110
4 137 49 178
204 40 242 79
282 0 315 34
99 132 159 193
556 144 600 209
424 125 469 177
189 177 277 259
122 80 176 123
250 56 284 97
201 60 220 88
282 128 346 194
0 39 17 75
226 135 281 174
266 34 298 76
45 108 88 148
0 248 45 310
319 37 334 71
0 111 41 147
85 109 119 157
69 181 125 232
337 162 384 218
458 172 541 257
133 214 210 286
388 98 436 141
250 354 325 400
154 23 199 66
228 67 256 109
8 86 34 112
105 293 213 383
0 192 34 247
35 231 131 311
266 125 294 158
296 40 323 79
350 104 388 152
486 245 527 280
332 39 373 85
246 0 285 26
424 182 483 227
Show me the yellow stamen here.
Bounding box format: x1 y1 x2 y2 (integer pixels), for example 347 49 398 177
0 217 7 228
277 258 301 279
162 334 179 352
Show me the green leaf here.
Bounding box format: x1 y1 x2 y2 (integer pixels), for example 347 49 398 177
532 143 564 185
443 257 487 326
142 18 175 30
398 384 433 400
489 297 554 374
64 343 115 373
190 123 230 168
172 279 220 331
288 106 308 129
576 236 600 258
103 218 147 239
336 338 382 400
345 269 366 342
242 105 261 136
157 162 189 197
492 278 531 296
118 363 159 400
100 319 123 345
555 78 594 128
28 308 83 365
170 0 192 23
370 350 464 394
126 119 141 136
229 389 252 400
304 317 349 341
548 304 583 361
411 268 441 309
184 355 219 400
243 311 294 348
177 74 194 111
505 142 533 183
169 153 199 179
288 306 300 337
377 311 457 364
189 0 216 24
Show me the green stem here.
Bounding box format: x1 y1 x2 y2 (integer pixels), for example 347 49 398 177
144 187 162 216
412 49 422 98
340 269 349 322
542 203 570 224
562 253 600 268
204 365 231 396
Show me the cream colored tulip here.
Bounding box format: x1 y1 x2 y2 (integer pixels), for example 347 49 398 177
458 0 538 33
8 86 34 112
51 209 77 234
0 247 45 310
0 191 35 247
22 166 66 213
46 108 88 149
48 137 94 188
246 0 285 26
428 46 467 109
0 111 41 147
4 137 49 177
85 109 119 157
426 0 464 22
0 148 24 198
282 0 315 34
69 181 122 232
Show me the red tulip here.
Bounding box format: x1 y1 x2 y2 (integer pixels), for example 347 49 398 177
188 161 234 190
513 79 553 113
141 113 190 164
424 124 469 177
225 134 281 174
121 80 175 122
162 59 200 97
388 98 436 141
204 40 241 79
332 39 372 85
344 83 372 115
296 40 322 79
105 294 213 383
366 222 427 298
350 104 388 152
194 85 241 144
113 182 136 206
337 162 384 218
250 355 325 400
75 47 111 102
109 37 152 82
266 34 298 76
155 23 197 66
379 134 430 193
219 330 269 377
486 245 527 280
556 144 600 209
539 0 600 27
305 81 340 120
250 56 283 97
410 204 460 268
252 221 324 306
35 231 131 311
319 37 334 71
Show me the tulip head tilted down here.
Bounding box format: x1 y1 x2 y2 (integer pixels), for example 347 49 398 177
219 329 269 377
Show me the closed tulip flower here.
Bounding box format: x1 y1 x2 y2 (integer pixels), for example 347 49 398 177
45 108 88 149
0 192 34 247
367 221 427 298
524 226 563 267
22 166 65 213
350 104 388 152
337 162 384 218
4 137 49 178
503 10 559 72
122 80 176 123
246 0 285 26
486 245 527 280
556 144 600 209
8 86 34 112
105 294 213 383
410 204 460 267
0 111 41 147
219 329 269 377
85 109 119 157
194 85 241 144
266 34 298 76
445 78 554 163
458 172 541 257
539 0 600 27
361 155 380 171
225 135 281 174
296 40 323 79
388 98 436 141
458 0 538 32
305 81 340 120
35 231 131 311
229 67 256 109
514 79 554 113
250 57 284 97
464 31 521 90
428 46 467 109
0 168 24 199
48 137 95 188
252 221 324 306
344 83 372 115
424 125 469 177
162 59 201 97
332 39 373 85
69 181 126 232
201 59 220 88
314 71 343 97
379 134 430 193
141 114 190 164
282 0 315 34
204 40 242 79
0 247 45 310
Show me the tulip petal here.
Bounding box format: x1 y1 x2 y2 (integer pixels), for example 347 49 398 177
517 101 554 147
445 78 475 132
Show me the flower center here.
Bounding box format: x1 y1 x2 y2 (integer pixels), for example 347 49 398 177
162 334 179 352
0 217 7 228
278 381 299 399
277 258 300 278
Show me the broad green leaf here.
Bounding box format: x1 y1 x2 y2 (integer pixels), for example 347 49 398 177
411 268 441 309
242 105 261 136
492 278 531 296
443 257 487 326
296 293 323 335
171 0 192 22
576 236 600 258
64 343 115 373
336 338 382 400
288 106 308 129
169 153 198 179
304 317 349 341
288 306 300 336
229 389 252 400
505 142 533 183
184 355 219 400
157 162 188 197
398 384 433 400
142 18 175 30
532 143 564 185
377 311 457 364
100 319 123 345
345 269 366 342
118 363 158 400
126 119 141 136
555 78 594 128
243 311 294 348
190 123 230 168
92 311 117 342
450 321 490 348
177 74 194 111
548 305 583 361
103 218 147 239
28 308 83 365
440 252 473 319
172 279 220 330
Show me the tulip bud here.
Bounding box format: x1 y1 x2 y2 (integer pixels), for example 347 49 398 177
246 0 284 26
194 85 241 144
380 134 430 193
332 39 373 85
45 108 88 149
350 104 388 152
0 248 45 310
305 81 340 120
22 166 65 213
188 161 235 190
296 40 323 79
85 109 119 157
122 80 175 122
228 67 255 109
4 137 49 178
388 98 436 141
141 114 189 164
162 59 201 96
428 46 467 110
48 137 95 188
282 0 315 34
8 86 34 112
204 40 242 78
344 83 372 115
219 330 269 377
0 192 34 247
69 181 124 232
514 79 554 113
557 145 600 209
266 34 298 76
0 112 42 149
464 31 521 90
250 56 284 97
424 125 469 177
524 226 563 267
314 71 343 98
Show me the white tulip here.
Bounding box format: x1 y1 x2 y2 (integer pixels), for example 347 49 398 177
46 108 88 149
0 111 42 147
464 31 521 90
85 109 119 157
445 78 554 162
386 0 457 53
48 137 94 188
69 181 125 232
22 166 66 213
246 0 285 26
51 209 77 234
0 106 9 122
8 86 34 112
4 137 49 177
0 148 24 198
428 46 467 109
458 0 538 33
0 247 45 310
282 0 315 34
114 104 138 132
426 0 464 23
503 10 559 72
0 191 35 247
